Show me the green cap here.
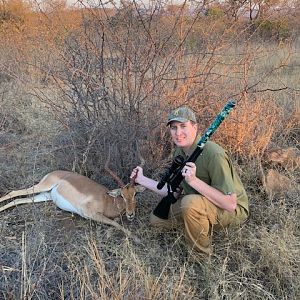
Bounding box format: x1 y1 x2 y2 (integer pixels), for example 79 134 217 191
167 106 197 125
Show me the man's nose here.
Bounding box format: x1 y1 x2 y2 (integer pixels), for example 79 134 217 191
175 128 182 135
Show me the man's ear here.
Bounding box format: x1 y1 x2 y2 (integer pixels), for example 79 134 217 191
135 185 145 193
107 188 121 197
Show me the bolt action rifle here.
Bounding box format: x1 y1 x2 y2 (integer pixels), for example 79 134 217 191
153 100 236 219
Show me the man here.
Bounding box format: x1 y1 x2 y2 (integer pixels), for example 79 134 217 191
130 106 249 255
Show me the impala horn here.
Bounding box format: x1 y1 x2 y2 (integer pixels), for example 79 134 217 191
130 141 145 187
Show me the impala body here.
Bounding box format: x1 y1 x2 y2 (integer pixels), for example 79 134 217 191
0 169 144 237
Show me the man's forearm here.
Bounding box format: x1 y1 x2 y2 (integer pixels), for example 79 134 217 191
187 178 237 212
137 176 168 197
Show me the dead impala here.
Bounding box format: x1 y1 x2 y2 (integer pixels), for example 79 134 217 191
0 156 145 238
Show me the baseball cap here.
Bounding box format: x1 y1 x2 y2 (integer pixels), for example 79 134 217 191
167 106 197 125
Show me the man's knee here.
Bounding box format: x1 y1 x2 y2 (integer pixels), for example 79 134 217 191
181 194 218 226
181 194 206 216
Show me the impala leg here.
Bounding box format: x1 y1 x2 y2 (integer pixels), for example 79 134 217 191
92 213 131 235
0 189 29 203
0 184 53 203
0 193 52 212
0 198 36 212
91 213 140 240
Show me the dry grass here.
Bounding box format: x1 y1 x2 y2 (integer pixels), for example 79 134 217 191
0 5 299 300
1 186 298 299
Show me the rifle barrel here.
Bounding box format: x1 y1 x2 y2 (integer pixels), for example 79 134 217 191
187 100 236 162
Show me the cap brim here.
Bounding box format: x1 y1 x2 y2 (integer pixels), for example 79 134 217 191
167 117 189 125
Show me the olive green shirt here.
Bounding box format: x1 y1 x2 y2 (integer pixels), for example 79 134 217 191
173 139 249 214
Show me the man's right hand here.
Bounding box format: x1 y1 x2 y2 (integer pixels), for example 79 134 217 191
130 166 144 185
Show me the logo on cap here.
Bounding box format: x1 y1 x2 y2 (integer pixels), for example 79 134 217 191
173 108 180 116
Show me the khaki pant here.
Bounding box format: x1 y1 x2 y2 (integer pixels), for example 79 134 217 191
150 195 248 254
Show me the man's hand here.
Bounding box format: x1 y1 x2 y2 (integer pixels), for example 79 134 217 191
130 166 144 184
181 162 197 184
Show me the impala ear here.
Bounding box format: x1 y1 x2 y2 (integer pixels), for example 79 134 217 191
135 185 145 193
107 188 121 197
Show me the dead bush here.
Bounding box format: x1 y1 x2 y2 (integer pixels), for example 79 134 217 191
213 95 282 158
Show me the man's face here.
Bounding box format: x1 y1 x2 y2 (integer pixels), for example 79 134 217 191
169 121 198 150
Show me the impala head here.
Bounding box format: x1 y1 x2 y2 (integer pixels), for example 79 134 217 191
105 147 145 221
107 182 145 221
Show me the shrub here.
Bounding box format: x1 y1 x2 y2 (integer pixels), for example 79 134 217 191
253 18 291 41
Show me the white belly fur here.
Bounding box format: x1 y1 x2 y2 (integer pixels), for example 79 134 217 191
51 186 83 217
32 192 52 202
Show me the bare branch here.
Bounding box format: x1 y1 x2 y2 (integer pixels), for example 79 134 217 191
104 146 125 187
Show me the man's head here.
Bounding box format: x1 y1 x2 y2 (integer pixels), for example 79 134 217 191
167 106 198 151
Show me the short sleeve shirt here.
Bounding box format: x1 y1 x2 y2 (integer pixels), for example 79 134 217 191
173 139 249 213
